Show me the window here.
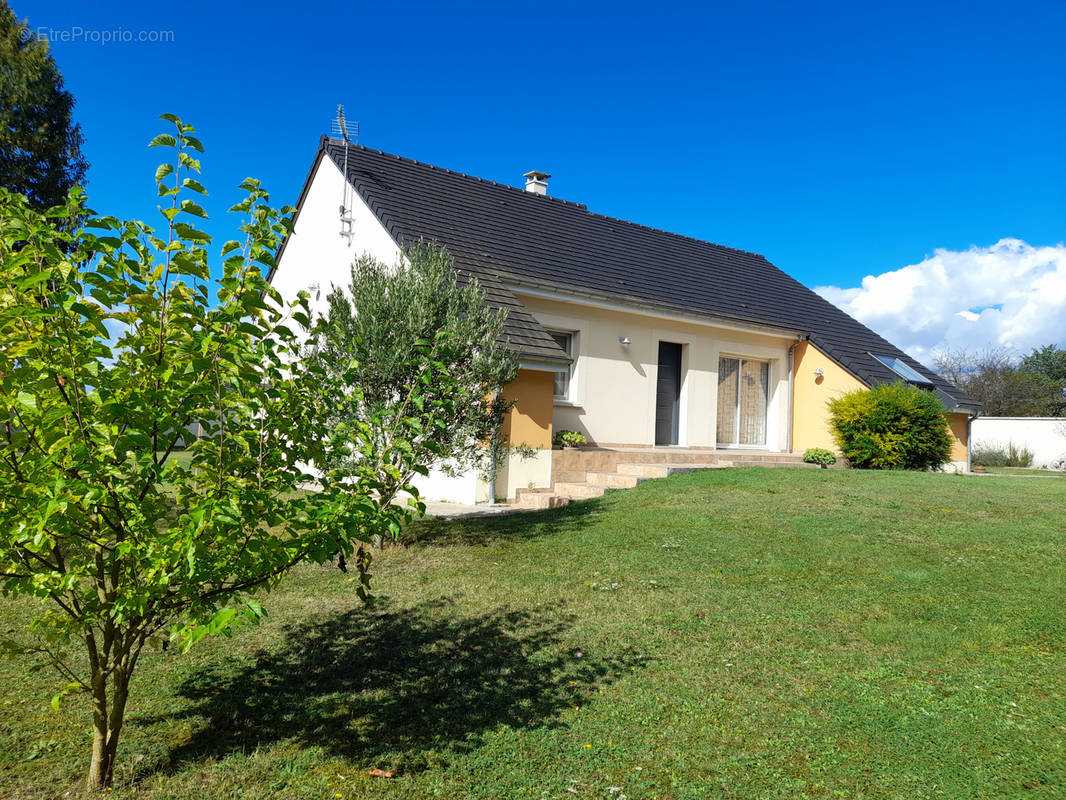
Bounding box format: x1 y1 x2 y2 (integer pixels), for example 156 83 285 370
871 353 934 387
550 331 574 400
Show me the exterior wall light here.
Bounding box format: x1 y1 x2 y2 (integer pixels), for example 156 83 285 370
618 336 631 345
814 368 825 376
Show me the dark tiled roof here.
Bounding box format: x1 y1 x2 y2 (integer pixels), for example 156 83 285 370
286 137 977 409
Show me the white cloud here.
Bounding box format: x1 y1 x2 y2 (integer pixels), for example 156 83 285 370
815 238 1066 364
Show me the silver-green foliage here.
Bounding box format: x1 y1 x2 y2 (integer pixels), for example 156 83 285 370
970 441 1034 468
310 243 521 482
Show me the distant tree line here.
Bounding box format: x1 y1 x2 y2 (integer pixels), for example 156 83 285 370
934 344 1066 417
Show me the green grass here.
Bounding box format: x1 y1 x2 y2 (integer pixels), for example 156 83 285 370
980 466 1066 477
2 469 1064 799
156 450 193 468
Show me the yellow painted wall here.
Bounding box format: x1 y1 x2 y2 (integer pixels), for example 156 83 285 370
500 368 554 449
792 342 972 463
791 341 867 453
496 368 554 499
948 412 969 462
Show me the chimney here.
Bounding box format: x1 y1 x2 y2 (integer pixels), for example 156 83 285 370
523 170 551 196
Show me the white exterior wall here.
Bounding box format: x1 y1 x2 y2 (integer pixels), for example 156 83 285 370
971 417 1066 468
271 155 403 316
516 294 796 450
497 449 552 500
272 155 485 504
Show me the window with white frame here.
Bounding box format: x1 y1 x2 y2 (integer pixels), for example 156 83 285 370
550 331 574 401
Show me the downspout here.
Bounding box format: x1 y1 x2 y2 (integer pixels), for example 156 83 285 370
487 388 500 505
965 412 974 473
786 336 806 454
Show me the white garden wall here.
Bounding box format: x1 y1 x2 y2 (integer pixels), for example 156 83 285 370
970 417 1066 469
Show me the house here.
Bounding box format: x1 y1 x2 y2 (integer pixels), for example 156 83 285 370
269 137 980 504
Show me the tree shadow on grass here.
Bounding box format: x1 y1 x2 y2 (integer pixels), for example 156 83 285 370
154 596 642 775
404 495 609 548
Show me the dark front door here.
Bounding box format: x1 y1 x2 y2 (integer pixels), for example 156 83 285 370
655 341 682 445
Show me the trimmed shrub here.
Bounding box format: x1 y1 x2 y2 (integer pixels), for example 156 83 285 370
828 382 953 470
971 441 1034 468
802 447 837 467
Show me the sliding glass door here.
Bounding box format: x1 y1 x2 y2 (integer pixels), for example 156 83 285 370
717 357 769 446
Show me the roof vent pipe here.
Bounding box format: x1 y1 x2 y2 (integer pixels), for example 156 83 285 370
523 170 550 196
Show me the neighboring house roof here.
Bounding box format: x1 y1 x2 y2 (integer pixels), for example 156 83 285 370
275 137 978 411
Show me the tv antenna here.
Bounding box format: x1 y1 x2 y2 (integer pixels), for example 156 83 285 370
332 105 359 243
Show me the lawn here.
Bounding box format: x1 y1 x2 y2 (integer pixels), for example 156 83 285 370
980 466 1065 478
1 468 1063 799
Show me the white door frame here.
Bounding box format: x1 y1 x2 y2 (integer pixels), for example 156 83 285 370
717 355 770 449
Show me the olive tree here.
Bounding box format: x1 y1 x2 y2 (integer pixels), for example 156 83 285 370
0 116 426 790
311 244 525 493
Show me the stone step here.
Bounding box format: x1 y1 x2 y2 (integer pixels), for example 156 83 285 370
720 459 820 468
514 486 554 497
552 481 607 499
634 452 723 465
552 469 588 484
585 471 643 489
511 492 570 510
716 452 806 462
616 462 725 479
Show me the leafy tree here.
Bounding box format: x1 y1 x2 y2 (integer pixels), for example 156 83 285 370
0 2 88 208
934 346 1064 416
310 244 523 492
828 382 953 470
0 116 426 790
1021 344 1066 397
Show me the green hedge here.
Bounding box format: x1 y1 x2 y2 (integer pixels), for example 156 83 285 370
828 382 953 470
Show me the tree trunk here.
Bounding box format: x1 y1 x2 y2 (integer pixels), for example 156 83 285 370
86 664 131 791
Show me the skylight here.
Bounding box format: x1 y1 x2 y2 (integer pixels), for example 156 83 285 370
871 354 934 387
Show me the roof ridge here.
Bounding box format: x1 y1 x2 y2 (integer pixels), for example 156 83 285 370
324 137 588 210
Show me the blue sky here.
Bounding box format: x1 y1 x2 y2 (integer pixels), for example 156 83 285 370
14 0 1066 353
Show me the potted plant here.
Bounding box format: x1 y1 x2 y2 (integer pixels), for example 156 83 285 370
553 429 588 449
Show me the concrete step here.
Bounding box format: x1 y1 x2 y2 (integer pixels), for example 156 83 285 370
616 462 725 478
720 459 821 468
511 492 570 510
585 471 643 489
551 469 588 484
717 452 805 462
514 486 553 496
639 452 723 465
553 481 608 499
